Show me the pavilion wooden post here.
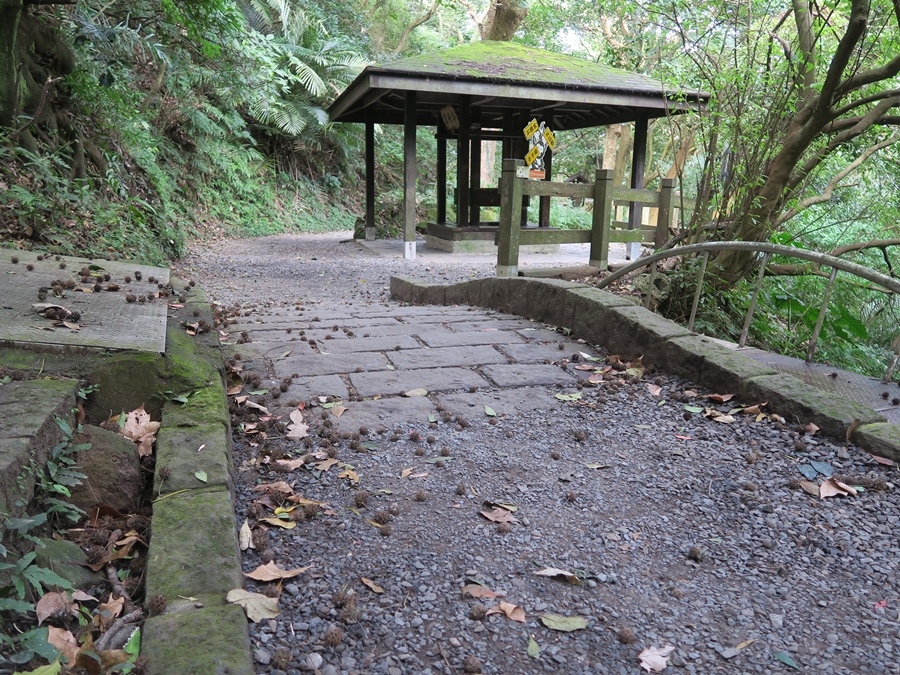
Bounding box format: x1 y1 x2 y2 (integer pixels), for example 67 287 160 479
627 115 648 260
656 177 675 248
436 117 447 224
364 108 376 240
539 112 553 228
497 159 524 277
590 169 613 269
403 91 417 260
456 96 471 227
470 110 481 226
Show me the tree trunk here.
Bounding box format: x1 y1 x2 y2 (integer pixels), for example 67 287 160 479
482 0 527 41
0 0 23 127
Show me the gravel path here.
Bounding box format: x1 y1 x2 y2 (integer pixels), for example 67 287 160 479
177 232 900 675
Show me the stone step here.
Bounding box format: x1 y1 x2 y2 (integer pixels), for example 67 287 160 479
0 378 79 518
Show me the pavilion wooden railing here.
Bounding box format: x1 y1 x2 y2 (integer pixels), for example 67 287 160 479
495 158 695 277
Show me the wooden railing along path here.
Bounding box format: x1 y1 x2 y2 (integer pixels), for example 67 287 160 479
495 158 694 277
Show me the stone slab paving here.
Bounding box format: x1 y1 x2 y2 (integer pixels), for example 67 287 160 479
229 303 591 435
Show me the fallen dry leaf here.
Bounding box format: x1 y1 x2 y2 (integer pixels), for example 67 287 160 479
639 645 675 672
479 507 518 524
462 584 503 599
647 384 662 397
331 404 347 417
36 591 76 626
361 577 384 594
120 405 160 458
274 457 305 471
260 517 297 529
819 477 858 499
94 595 124 630
239 519 254 550
286 409 309 440
741 403 766 415
244 561 311 581
540 613 589 631
314 458 340 472
244 400 270 414
707 393 734 403
486 601 526 622
401 467 416 478
534 567 582 585
403 388 428 397
804 422 820 435
799 480 820 496
226 588 280 622
338 467 360 484
869 454 897 467
47 626 80 664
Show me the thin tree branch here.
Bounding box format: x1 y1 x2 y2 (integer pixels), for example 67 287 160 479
776 133 899 225
393 0 442 54
835 53 900 99
455 0 483 37
818 0 869 112
831 88 900 118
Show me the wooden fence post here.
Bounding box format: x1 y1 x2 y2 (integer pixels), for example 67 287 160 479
657 178 675 249
590 169 613 269
496 159 524 277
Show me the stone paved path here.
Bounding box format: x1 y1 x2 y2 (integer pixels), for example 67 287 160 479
225 301 588 433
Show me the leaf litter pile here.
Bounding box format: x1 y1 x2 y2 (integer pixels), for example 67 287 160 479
0 405 161 673
224 317 900 674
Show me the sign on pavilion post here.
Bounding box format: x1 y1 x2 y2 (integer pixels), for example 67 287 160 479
522 118 557 179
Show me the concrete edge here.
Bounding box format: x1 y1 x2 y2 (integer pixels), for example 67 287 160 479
142 288 253 675
389 275 900 461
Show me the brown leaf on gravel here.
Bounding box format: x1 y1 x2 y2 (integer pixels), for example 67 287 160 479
361 577 384 594
804 422 820 436
284 494 327 507
819 478 858 499
869 454 897 467
799 480 820 496
36 591 77 625
639 644 675 672
244 561 311 581
479 507 518 524
534 567 582 585
252 481 295 501
707 393 734 403
260 517 297 529
244 400 270 414
486 601 526 622
462 584 503 599
275 457 305 471
314 458 340 472
646 384 662 397
740 403 766 415
286 409 309 440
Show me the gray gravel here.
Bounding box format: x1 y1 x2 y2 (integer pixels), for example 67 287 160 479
177 232 900 675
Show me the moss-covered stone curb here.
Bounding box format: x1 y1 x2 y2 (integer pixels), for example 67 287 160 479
143 604 253 675
146 488 243 601
390 275 900 458
141 283 252 675
154 424 234 494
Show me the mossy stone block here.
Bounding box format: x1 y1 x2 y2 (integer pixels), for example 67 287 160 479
161 386 229 430
145 489 242 602
0 378 78 517
603 305 692 358
524 278 586 328
155 424 233 494
165 325 222 391
495 277 530 317
744 374 885 439
444 281 475 306
569 287 634 346
143 604 253 675
851 423 900 462
88 352 166 420
698 345 778 394
389 275 430 304
425 284 447 305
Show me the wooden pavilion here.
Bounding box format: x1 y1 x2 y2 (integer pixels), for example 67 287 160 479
326 41 707 259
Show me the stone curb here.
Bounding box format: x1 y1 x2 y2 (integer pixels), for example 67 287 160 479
143 281 253 675
390 275 900 461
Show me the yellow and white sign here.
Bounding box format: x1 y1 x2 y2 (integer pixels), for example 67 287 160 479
522 118 557 179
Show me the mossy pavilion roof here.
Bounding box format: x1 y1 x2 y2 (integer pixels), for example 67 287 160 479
327 42 707 130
